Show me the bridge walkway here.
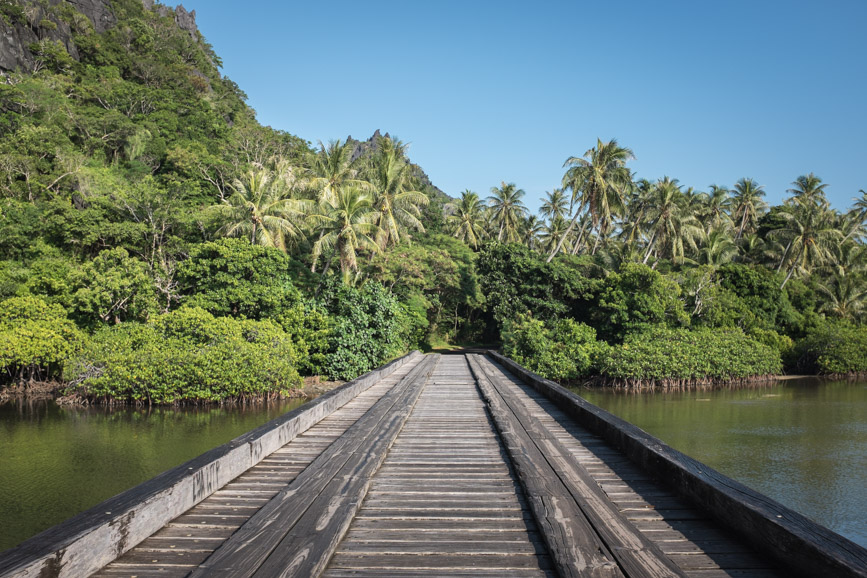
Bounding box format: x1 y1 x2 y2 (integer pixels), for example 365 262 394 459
90 353 785 578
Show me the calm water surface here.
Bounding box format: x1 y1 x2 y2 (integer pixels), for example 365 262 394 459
0 397 305 551
578 378 867 548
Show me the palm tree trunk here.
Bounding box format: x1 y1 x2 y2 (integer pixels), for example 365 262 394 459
781 263 796 289
642 231 657 264
546 212 579 263
777 240 793 272
570 219 589 255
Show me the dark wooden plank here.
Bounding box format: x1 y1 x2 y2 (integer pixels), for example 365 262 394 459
472 355 688 578
0 351 423 578
490 352 867 578
189 354 439 578
466 355 622 578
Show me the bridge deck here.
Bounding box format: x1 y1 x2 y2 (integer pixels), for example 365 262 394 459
91 353 783 578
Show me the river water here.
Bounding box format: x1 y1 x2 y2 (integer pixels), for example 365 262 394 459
578 377 867 548
0 397 305 552
2 379 865 553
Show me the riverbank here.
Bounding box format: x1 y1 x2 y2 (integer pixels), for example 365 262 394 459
0 376 346 406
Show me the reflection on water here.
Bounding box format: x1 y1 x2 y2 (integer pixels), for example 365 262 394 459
578 378 867 548
0 397 305 551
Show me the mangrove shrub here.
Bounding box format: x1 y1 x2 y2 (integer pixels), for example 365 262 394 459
64 307 302 403
502 314 602 381
598 327 782 385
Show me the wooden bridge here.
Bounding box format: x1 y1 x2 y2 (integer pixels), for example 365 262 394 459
1 352 865 578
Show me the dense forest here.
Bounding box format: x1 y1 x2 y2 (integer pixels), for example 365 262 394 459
1 0 866 402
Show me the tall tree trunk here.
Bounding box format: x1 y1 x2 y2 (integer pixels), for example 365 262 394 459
546 212 580 263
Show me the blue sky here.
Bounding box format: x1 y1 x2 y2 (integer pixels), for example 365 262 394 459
180 0 866 214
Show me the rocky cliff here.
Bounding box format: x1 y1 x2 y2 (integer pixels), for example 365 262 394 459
0 0 198 73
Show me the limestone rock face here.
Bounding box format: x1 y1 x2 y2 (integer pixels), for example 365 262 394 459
173 4 198 39
0 0 112 72
0 0 196 73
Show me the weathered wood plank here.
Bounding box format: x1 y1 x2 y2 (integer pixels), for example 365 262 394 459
490 351 867 578
189 355 439 578
0 351 422 578
466 355 622 578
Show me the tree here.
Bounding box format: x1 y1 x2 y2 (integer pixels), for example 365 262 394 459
175 239 304 319
214 162 311 251
447 190 487 249
552 138 634 260
72 247 159 326
308 187 382 283
641 177 703 265
539 189 569 221
772 199 842 288
305 139 370 204
732 178 768 240
367 136 428 248
487 182 527 244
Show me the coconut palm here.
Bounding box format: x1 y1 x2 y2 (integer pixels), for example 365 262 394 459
698 228 739 267
539 189 570 222
307 187 382 282
772 200 843 288
786 173 828 207
551 138 634 261
731 178 768 240
306 140 371 204
447 190 488 249
641 177 703 265
487 182 528 244
817 273 867 321
522 215 545 251
367 137 428 248
540 214 572 256
699 185 733 234
215 163 311 251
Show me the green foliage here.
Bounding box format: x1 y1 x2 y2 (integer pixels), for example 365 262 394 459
320 281 407 380
64 307 301 403
275 300 332 376
791 321 867 374
477 242 598 338
0 296 84 382
598 327 782 384
595 262 689 341
502 314 601 381
71 247 158 326
177 239 302 319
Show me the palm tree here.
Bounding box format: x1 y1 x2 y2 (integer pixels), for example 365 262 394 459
772 199 843 288
367 137 428 248
307 187 382 282
539 189 570 222
817 273 867 321
215 163 311 251
551 138 634 261
698 228 738 267
786 173 828 207
306 140 371 204
522 215 545 251
641 177 703 265
699 185 733 234
540 214 572 256
447 190 487 249
731 178 768 240
487 182 528 243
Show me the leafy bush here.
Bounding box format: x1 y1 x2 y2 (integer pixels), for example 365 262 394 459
791 321 867 374
595 262 689 342
502 314 602 381
320 281 407 380
64 307 301 403
275 300 332 376
597 327 782 385
0 296 84 382
176 239 303 320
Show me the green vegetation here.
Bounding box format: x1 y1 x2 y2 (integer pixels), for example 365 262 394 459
1 1 866 400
